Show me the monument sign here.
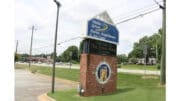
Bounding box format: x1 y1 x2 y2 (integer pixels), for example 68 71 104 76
79 17 119 96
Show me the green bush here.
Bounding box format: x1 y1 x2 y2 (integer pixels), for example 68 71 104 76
157 64 160 70
129 58 137 64
123 62 128 65
71 60 79 64
117 64 121 68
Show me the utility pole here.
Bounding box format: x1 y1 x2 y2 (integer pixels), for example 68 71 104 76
15 40 18 63
29 25 35 69
160 0 166 85
15 40 18 55
52 0 61 93
143 45 147 75
69 52 72 69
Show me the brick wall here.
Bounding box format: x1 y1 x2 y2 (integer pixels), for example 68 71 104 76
80 53 117 96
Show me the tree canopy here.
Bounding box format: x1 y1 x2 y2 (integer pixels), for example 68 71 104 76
57 45 79 62
117 54 128 64
128 29 162 63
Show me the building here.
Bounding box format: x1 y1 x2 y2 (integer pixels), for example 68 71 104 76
27 56 53 64
137 58 156 65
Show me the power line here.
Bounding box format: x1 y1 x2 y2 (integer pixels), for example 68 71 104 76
113 4 156 20
153 0 160 5
153 0 164 9
113 6 159 23
112 1 163 21
115 8 161 25
57 36 80 45
113 6 158 22
32 36 81 50
33 44 53 50
153 0 163 7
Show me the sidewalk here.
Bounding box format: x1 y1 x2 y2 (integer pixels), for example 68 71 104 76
118 68 160 75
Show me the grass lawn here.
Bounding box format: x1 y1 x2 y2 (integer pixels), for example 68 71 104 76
121 64 159 71
47 73 165 101
15 64 165 101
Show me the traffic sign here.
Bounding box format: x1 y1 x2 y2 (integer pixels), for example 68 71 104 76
143 45 148 56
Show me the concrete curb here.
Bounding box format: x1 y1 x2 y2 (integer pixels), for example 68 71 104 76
38 93 56 101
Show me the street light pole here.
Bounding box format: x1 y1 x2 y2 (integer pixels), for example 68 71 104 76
52 0 61 93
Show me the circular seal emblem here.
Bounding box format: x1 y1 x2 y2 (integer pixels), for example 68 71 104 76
95 62 111 84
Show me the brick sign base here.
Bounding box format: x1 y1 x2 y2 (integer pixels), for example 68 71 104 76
80 53 117 96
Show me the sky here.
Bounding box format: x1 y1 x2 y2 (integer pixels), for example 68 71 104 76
15 0 162 55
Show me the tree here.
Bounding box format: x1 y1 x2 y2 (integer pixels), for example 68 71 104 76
56 55 62 62
50 52 56 59
14 53 29 62
128 29 162 63
15 54 19 62
129 58 138 64
59 45 79 62
117 54 128 64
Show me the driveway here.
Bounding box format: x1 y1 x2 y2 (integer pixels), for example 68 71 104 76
15 69 78 101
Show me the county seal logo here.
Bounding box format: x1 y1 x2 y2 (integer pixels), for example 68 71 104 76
95 62 111 84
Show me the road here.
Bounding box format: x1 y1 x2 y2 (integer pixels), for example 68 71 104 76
17 63 160 75
15 69 78 101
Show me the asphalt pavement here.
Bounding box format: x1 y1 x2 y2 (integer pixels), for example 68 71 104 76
15 69 77 101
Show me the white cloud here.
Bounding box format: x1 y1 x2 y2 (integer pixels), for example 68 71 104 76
15 0 162 55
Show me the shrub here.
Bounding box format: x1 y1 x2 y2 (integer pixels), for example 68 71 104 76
117 64 121 68
71 60 79 64
157 64 160 70
136 63 144 65
129 58 137 64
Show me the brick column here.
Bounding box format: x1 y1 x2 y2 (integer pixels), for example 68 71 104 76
80 53 117 96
